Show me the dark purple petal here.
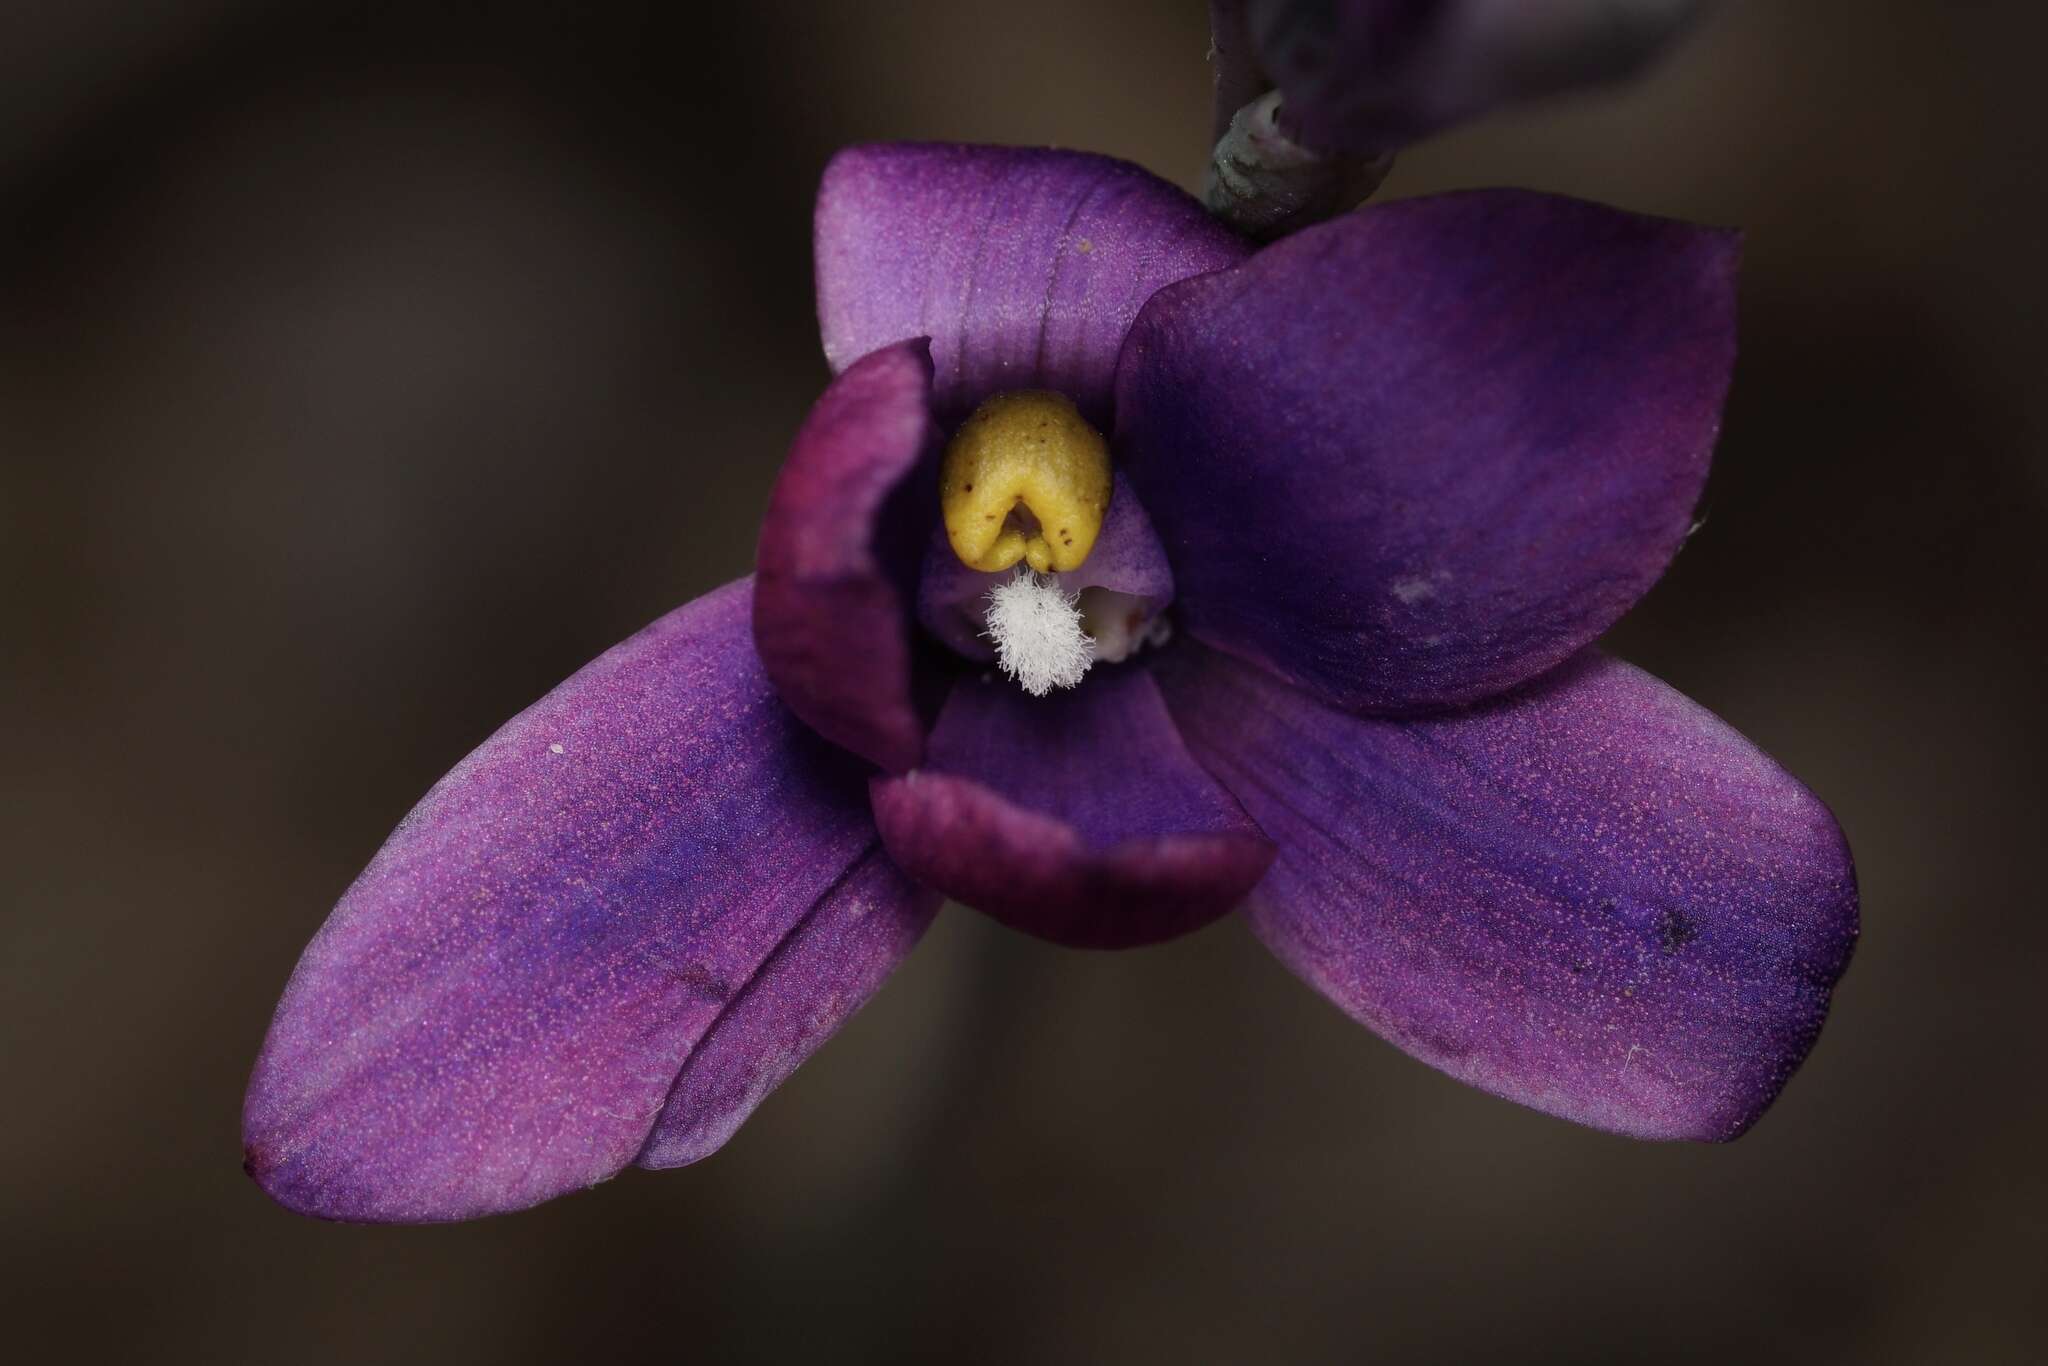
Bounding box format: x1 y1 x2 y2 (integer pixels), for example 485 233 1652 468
638 847 938 1169
1118 188 1737 714
1154 641 1858 1141
1247 0 1710 153
755 340 939 773
916 473 1175 661
870 666 1274 949
816 143 1251 426
244 580 933 1222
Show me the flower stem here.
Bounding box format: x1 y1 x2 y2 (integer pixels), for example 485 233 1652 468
1204 0 1395 241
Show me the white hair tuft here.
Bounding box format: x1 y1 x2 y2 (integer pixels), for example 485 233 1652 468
983 570 1095 696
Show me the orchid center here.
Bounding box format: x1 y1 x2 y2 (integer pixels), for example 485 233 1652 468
919 389 1175 698
938 391 1118 697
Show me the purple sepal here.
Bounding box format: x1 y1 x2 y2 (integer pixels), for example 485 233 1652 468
243 580 931 1222
1155 640 1858 1141
755 339 939 773
1247 0 1711 154
871 667 1274 949
916 473 1176 662
638 848 939 1169
1118 188 1737 714
816 143 1251 426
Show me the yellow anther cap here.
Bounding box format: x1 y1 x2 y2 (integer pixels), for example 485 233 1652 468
940 391 1112 574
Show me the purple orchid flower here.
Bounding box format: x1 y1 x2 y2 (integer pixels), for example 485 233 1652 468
244 142 1857 1224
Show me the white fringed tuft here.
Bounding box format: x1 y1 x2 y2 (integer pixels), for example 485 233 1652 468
983 570 1095 696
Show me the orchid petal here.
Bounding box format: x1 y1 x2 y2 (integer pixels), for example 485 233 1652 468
244 580 933 1222
756 339 939 772
816 143 1250 425
871 667 1274 949
1154 641 1858 1140
1118 188 1737 714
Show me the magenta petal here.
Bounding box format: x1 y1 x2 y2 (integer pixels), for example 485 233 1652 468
815 143 1251 425
638 846 937 1169
243 580 933 1223
755 340 939 772
871 667 1274 949
1118 188 1738 714
1155 642 1858 1141
1248 0 1709 153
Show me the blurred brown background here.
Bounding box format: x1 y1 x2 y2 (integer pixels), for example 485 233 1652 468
4 1 2043 1361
